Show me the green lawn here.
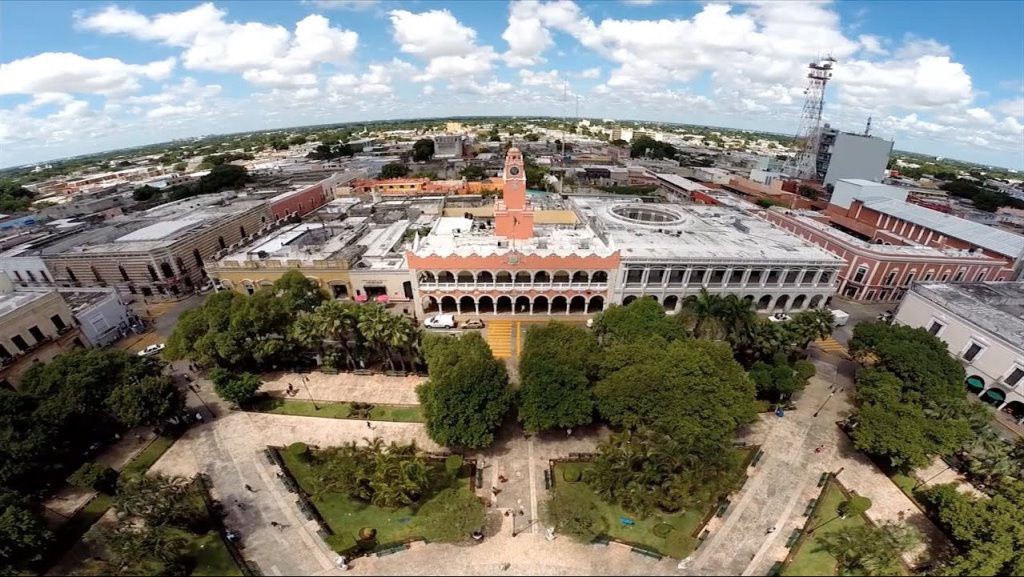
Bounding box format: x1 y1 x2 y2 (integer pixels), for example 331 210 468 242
781 480 905 576
122 435 177 478
184 531 244 577
251 397 424 423
551 462 708 559
278 446 470 552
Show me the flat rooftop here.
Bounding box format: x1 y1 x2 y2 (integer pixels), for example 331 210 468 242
655 173 711 192
219 222 366 264
912 282 1024 349
573 197 844 264
0 290 50 317
783 211 993 259
412 216 611 259
862 197 1024 259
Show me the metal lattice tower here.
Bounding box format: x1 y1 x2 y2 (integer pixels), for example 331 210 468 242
787 56 836 181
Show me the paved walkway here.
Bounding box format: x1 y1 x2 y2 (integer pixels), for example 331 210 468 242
684 351 950 575
148 347 950 576
914 458 984 497
260 372 424 405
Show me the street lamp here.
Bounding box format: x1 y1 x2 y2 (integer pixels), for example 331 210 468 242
302 375 319 410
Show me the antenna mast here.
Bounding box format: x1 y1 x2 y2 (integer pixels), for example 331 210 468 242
787 55 836 181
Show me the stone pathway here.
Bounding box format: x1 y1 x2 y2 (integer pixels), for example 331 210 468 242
260 372 423 405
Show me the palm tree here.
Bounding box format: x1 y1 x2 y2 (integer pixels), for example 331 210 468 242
717 294 756 344
358 304 399 370
817 522 917 576
686 289 724 339
315 300 362 370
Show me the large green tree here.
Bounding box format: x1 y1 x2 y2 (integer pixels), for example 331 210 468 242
418 487 485 542
380 163 410 178
919 480 1024 576
209 369 263 407
816 522 917 576
518 323 598 432
412 138 435 162
417 333 512 448
590 298 688 345
0 491 52 573
594 337 756 433
272 270 327 314
105 376 184 428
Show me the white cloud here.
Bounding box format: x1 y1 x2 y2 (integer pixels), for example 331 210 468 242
389 9 478 59
500 1 581 67
147 103 204 119
0 52 174 95
422 85 436 95
576 67 601 79
858 34 887 56
302 0 379 10
994 98 1024 119
327 59 414 96
77 4 357 87
455 79 514 96
519 69 561 88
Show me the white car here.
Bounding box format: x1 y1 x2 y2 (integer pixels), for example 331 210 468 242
137 343 166 357
767 313 792 323
423 314 457 329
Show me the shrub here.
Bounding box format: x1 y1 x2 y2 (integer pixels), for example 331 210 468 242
324 533 357 555
664 530 698 558
544 486 607 542
68 462 118 493
562 466 583 483
795 360 816 383
652 523 674 538
287 442 310 461
445 455 464 478
418 488 486 543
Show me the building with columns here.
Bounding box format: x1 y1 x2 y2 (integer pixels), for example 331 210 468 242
893 282 1024 423
406 148 844 318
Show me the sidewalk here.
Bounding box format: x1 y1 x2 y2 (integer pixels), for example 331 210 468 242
260 371 424 405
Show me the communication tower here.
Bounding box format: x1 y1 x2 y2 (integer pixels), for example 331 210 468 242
787 56 836 181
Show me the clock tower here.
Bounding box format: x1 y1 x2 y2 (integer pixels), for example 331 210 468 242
495 147 534 240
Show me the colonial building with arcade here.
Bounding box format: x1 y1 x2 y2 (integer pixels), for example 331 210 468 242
406 148 844 318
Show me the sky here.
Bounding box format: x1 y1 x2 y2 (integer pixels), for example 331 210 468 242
1 0 1022 169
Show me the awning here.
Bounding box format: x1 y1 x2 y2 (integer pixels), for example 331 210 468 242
982 388 1006 404
354 294 368 302
375 294 390 303
966 376 985 392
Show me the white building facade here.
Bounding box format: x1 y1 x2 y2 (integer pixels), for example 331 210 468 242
893 282 1024 422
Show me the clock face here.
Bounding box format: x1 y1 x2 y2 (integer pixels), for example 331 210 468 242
508 166 521 176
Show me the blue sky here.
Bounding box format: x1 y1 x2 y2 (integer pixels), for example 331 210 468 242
1 0 1022 169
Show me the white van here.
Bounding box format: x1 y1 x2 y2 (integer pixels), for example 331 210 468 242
424 314 457 329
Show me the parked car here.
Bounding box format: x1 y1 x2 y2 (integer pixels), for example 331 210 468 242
423 314 457 329
137 343 166 357
461 319 485 329
829 309 850 327
767 313 792 323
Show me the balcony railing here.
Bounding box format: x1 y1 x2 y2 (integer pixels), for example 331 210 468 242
419 282 608 291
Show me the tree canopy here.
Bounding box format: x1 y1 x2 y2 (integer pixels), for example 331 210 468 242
380 162 410 178
0 180 34 213
1 349 179 494
517 323 598 432
919 479 1024 576
412 138 435 162
590 298 689 345
417 332 512 449
594 337 756 435
630 135 677 160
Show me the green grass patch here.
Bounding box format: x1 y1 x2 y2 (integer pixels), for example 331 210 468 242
781 480 906 576
561 462 585 483
278 446 472 553
368 404 425 423
184 531 243 577
550 462 710 559
122 435 177 478
251 397 424 423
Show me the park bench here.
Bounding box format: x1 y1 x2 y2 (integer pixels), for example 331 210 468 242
803 499 817 516
715 500 731 517
698 529 710 542
817 472 830 487
543 469 552 490
630 547 662 560
767 561 783 576
751 448 765 467
785 529 801 548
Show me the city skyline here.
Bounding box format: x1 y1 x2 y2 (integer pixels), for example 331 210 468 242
1 0 1023 169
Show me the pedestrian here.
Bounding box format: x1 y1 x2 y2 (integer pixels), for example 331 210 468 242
566 428 572 437
244 484 255 492
366 421 372 429
491 487 501 496
237 502 247 511
195 412 204 422
766 526 776 534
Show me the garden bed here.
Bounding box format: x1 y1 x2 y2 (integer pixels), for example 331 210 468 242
781 479 907 576
250 397 425 423
550 462 711 559
276 444 474 555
